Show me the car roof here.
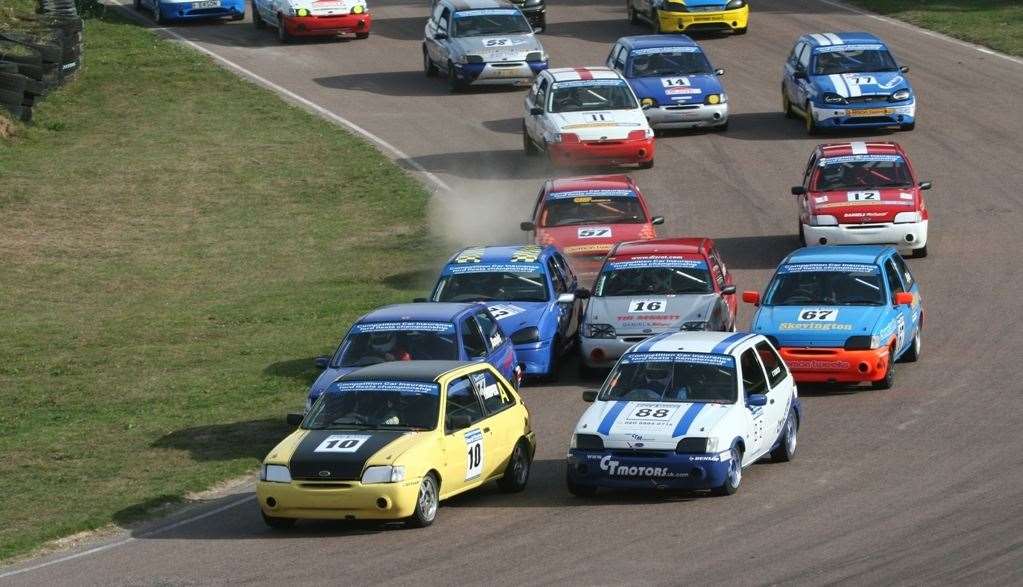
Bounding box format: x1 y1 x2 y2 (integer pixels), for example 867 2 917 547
618 35 700 50
610 237 709 259
547 174 635 194
801 32 884 49
445 244 552 265
782 245 892 265
631 331 759 356
546 67 622 82
443 0 516 11
338 360 475 383
358 302 479 323
817 141 906 158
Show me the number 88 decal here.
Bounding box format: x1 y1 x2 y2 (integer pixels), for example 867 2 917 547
634 408 670 418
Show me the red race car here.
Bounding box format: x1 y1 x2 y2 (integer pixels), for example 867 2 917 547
519 175 663 284
792 141 933 258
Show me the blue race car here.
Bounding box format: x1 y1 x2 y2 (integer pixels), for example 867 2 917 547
606 35 728 131
429 245 587 381
307 302 519 408
782 32 916 134
134 0 245 24
742 245 923 389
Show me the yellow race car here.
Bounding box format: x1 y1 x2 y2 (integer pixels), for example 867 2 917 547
627 0 749 35
257 360 536 528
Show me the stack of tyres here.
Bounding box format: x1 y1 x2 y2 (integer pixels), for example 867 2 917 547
0 61 29 120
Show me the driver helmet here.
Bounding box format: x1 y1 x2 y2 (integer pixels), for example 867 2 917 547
369 332 397 353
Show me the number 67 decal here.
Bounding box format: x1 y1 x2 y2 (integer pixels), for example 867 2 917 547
797 308 838 321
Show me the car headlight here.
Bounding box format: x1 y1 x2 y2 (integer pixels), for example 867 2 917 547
640 97 657 109
822 92 846 105
294 7 310 16
510 326 541 344
894 211 922 224
585 323 616 338
811 214 839 226
574 434 604 450
660 1 688 12
463 54 484 64
725 0 746 8
261 464 292 483
361 465 406 484
705 437 720 453
524 0 543 6
890 89 911 101
681 321 709 331
704 93 721 105
844 335 881 350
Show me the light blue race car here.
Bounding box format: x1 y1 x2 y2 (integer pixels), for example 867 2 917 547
134 0 245 24
782 32 916 134
428 244 588 381
606 35 728 131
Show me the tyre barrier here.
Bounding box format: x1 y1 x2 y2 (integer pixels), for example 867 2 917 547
0 1 85 123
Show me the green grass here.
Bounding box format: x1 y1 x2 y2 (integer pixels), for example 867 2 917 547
848 0 1023 56
0 9 440 560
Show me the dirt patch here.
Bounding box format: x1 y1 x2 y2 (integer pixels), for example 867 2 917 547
0 112 14 139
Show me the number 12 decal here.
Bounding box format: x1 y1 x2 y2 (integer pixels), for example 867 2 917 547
464 428 484 480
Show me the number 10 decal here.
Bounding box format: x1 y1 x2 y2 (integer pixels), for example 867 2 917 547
464 428 484 480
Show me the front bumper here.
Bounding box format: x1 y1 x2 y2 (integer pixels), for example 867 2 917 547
515 339 554 376
453 61 547 87
567 449 732 490
657 5 749 32
811 99 916 129
548 137 655 167
581 333 654 368
257 477 421 520
803 219 927 251
282 12 372 36
644 103 728 129
156 0 244 20
778 346 890 383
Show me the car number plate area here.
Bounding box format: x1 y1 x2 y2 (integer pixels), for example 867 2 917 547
192 0 221 8
849 108 893 116
493 68 521 77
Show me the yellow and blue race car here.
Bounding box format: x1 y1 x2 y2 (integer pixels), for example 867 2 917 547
257 360 536 528
627 0 749 35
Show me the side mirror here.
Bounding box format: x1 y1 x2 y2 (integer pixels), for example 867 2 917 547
899 65 909 73
533 26 542 34
894 292 914 306
746 394 767 407
742 291 761 305
582 390 598 402
715 68 724 76
529 106 544 116
574 287 591 300
918 181 932 190
286 412 304 426
447 414 472 431
791 186 806 195
651 216 665 225
314 356 330 369
520 220 536 231
433 32 447 40
721 285 737 295
413 297 428 302
556 292 575 304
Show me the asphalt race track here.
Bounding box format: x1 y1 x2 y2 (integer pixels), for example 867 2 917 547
5 0 1023 584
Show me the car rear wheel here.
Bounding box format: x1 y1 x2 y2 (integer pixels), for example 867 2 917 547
798 222 806 246
902 329 921 363
871 353 895 389
627 1 640 25
523 124 539 156
498 441 531 493
638 158 654 169
423 47 438 77
355 32 369 40
712 446 742 496
276 14 293 43
805 102 819 135
152 1 165 24
782 89 794 119
770 409 798 462
733 26 747 35
900 122 915 131
252 2 265 28
261 511 296 529
407 473 439 528
649 9 661 33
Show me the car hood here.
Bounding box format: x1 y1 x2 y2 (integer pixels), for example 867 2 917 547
809 187 920 223
485 301 550 338
541 223 654 258
550 109 649 141
308 366 358 402
287 428 421 481
811 70 910 98
752 305 883 347
576 400 733 450
628 73 722 106
586 293 718 335
450 34 542 61
288 0 366 14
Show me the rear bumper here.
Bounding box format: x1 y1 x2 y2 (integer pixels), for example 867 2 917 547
548 137 654 167
282 13 372 36
803 220 927 251
256 477 420 520
156 0 244 20
453 60 547 86
778 346 890 383
657 5 748 32
811 100 916 129
644 103 728 129
567 449 732 490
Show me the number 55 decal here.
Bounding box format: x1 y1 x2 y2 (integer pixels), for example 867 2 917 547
464 428 484 480
797 307 838 321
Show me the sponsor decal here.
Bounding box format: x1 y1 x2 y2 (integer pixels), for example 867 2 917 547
777 263 878 274
565 244 614 255
779 322 854 331
546 189 637 200
895 314 906 351
606 256 708 271
814 43 885 53
331 380 441 395
819 154 904 166
899 192 914 200
482 38 514 47
352 321 455 334
842 74 877 86
599 454 688 478
313 434 370 453
844 212 889 218
444 262 544 275
616 314 680 322
797 307 839 322
814 195 828 204
487 304 527 320
787 359 850 370
554 79 626 88
631 47 701 56
818 200 912 209
454 8 520 16
622 352 735 368
578 227 612 239
665 87 702 95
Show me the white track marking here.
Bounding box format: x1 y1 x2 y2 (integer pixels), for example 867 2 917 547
816 0 1023 67
0 495 254 579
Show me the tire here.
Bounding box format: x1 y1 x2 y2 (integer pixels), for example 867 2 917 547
901 328 921 363
627 1 640 25
152 1 165 24
712 446 742 496
535 15 546 32
276 14 293 43
911 244 927 258
798 222 806 247
523 125 539 156
497 441 531 493
423 47 438 77
805 102 819 135
407 473 439 528
355 32 369 39
447 62 465 93
638 158 654 169
900 122 915 131
261 511 296 529
733 27 747 35
252 2 265 29
871 352 895 390
566 468 597 497
782 89 794 119
770 409 798 462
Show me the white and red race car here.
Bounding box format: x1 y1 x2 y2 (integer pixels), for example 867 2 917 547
791 141 933 258
523 67 655 169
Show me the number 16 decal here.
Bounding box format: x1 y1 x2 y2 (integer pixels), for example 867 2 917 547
464 428 484 480
628 299 666 313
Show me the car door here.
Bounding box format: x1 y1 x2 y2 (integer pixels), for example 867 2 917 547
738 346 772 461
525 76 549 142
426 5 451 65
545 256 573 347
475 310 517 382
440 375 489 497
792 43 813 105
891 253 922 335
459 314 489 363
705 247 735 329
798 149 818 222
755 340 793 444
552 252 582 337
882 255 914 357
469 367 521 477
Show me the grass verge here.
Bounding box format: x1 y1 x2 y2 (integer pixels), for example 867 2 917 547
847 0 1023 56
0 8 439 560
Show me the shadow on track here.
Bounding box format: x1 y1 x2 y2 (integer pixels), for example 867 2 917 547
313 70 449 97
722 112 909 142
713 234 799 271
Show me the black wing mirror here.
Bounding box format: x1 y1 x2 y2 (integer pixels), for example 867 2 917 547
721 285 737 295
529 106 544 116
433 32 448 40
715 68 725 76
314 356 330 369
899 65 909 73
520 220 536 231
582 390 598 402
286 412 304 426
791 186 806 195
574 287 591 299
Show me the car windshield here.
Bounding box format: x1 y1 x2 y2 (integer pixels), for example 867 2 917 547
434 270 548 302
812 46 897 75
304 380 440 431
628 49 712 77
550 80 637 113
600 352 737 403
766 264 884 306
814 155 913 190
337 323 459 367
452 10 531 37
596 258 711 296
542 193 646 227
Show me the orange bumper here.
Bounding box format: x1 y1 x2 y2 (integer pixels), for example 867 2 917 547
548 137 654 167
778 346 890 383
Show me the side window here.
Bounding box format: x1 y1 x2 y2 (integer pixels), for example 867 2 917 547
884 258 905 296
755 341 788 388
740 348 769 396
438 7 450 31
803 152 818 185
530 186 545 222
797 44 811 71
461 317 487 358
614 47 627 70
706 250 725 288
431 2 444 23
471 369 514 415
553 253 576 287
445 377 485 430
535 78 549 110
547 258 567 294
606 44 619 68
788 42 802 65
474 311 505 350
891 254 915 289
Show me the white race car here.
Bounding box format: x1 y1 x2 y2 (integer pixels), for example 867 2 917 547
523 67 655 168
566 331 801 496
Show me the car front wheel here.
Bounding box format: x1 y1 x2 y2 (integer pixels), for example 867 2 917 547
407 473 439 528
871 353 896 389
712 446 742 496
261 511 296 529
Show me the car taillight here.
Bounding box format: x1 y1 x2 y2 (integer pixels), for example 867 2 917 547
627 130 647 140
561 132 580 144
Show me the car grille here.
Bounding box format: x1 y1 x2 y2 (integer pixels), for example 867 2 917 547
689 5 725 11
842 116 895 124
845 224 888 229
491 62 523 68
844 95 888 104
611 449 673 457
665 104 700 110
